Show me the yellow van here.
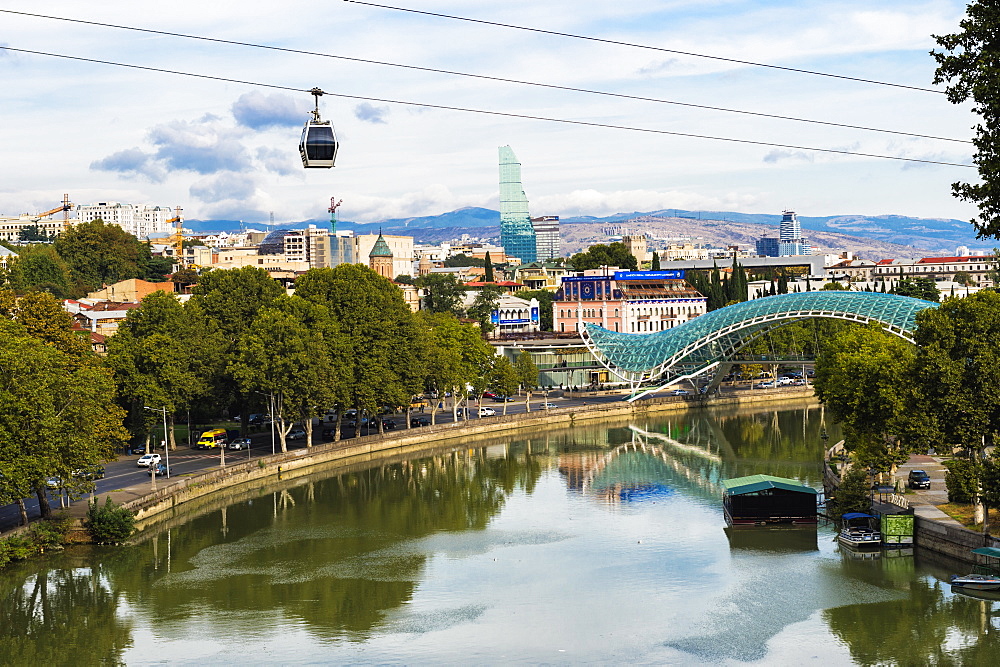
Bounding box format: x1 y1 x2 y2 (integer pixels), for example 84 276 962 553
196 428 228 449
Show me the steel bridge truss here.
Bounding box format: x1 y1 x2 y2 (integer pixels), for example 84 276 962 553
581 291 937 396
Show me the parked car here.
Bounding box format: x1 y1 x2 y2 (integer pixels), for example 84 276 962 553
321 427 337 438
790 379 807 386
148 462 170 477
908 470 931 489
287 428 307 440
481 391 498 399
137 453 161 467
668 389 689 396
777 377 794 386
45 476 63 489
411 416 431 427
228 437 252 451
478 407 497 416
754 381 777 389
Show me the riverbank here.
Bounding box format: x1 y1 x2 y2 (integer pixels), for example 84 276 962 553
64 387 815 534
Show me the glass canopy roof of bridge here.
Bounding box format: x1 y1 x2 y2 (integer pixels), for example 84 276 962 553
585 291 939 375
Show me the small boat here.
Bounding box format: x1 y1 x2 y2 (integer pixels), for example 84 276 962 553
951 547 1000 592
837 512 882 550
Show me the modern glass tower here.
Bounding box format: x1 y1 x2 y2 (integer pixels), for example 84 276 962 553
499 146 537 263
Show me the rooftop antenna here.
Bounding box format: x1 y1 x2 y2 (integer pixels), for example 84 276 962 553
328 196 343 235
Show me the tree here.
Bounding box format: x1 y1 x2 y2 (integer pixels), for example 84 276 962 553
484 251 495 283
0 321 127 520
517 289 555 330
170 267 199 291
85 498 135 544
651 251 660 270
295 265 423 436
892 277 940 302
513 351 539 412
830 467 874 520
106 291 222 450
442 253 485 268
908 291 1000 523
822 281 848 290
230 299 338 451
813 321 916 476
17 225 52 243
489 356 520 415
569 242 637 270
6 246 73 297
415 273 465 315
932 3 1000 238
953 270 975 286
53 219 153 296
467 284 504 333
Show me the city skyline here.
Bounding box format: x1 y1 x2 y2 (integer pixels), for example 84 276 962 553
0 1 980 227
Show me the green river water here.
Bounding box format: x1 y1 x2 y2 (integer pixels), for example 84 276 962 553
3 399 999 665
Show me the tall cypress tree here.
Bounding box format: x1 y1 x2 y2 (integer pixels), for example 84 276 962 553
651 251 660 270
484 251 494 283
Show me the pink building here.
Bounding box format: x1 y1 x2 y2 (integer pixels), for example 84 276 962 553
553 269 707 334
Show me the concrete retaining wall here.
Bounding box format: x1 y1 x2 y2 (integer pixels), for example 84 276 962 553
915 516 1000 561
124 388 816 530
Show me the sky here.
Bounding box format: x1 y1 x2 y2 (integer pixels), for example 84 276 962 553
0 1 982 226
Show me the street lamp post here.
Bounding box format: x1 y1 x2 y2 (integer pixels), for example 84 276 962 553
144 406 170 479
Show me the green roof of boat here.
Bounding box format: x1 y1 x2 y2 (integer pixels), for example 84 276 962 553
722 474 818 496
972 547 1000 559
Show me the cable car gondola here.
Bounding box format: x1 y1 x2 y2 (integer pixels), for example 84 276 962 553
299 87 338 168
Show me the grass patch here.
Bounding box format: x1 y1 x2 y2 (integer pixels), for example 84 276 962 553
937 502 1000 532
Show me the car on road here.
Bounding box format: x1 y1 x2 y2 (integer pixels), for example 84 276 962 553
668 389 690 396
228 437 252 451
321 427 337 438
137 453 161 467
147 462 170 477
908 470 931 489
481 391 497 399
411 416 432 427
45 476 63 489
754 381 777 389
493 395 515 402
380 419 397 430
540 403 557 409
478 407 496 416
287 428 307 440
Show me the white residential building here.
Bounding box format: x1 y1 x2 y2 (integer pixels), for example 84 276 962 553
76 202 177 238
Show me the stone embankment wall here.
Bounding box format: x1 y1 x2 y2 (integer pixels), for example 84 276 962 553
916 517 1000 560
126 387 815 530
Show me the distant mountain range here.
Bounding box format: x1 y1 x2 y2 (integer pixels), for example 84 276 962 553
184 206 990 256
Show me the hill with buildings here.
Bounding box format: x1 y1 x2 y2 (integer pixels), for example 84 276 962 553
183 207 987 260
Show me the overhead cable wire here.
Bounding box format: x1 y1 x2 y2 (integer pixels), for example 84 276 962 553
0 8 967 144
0 46 973 169
345 1 945 95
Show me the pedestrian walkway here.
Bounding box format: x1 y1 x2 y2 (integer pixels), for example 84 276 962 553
895 454 964 527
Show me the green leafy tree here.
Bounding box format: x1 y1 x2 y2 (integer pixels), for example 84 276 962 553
295 265 423 436
517 289 554 330
932 2 1000 237
0 321 127 520
53 219 152 296
415 273 466 315
6 246 73 297
569 242 638 270
442 253 485 268
513 350 539 412
489 356 520 415
814 321 916 476
908 291 1000 523
107 291 222 450
16 225 53 243
830 467 872 520
953 270 975 286
892 276 940 302
0 290 93 360
821 281 848 290
467 284 504 333
651 251 660 270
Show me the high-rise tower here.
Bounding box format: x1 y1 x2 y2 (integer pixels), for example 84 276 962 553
779 210 801 241
499 146 537 263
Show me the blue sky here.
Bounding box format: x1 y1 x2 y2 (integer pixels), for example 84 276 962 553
0 1 979 225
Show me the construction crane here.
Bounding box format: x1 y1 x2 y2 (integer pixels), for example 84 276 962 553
162 206 184 267
32 194 73 233
328 196 342 235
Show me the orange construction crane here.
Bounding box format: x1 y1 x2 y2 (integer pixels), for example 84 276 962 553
163 206 184 264
32 194 73 232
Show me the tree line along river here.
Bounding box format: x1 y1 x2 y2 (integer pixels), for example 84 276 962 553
2 399 999 664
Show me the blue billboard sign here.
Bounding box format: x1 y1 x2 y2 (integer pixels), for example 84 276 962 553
613 270 685 280
531 307 539 323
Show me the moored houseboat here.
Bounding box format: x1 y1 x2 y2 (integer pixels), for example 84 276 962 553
722 474 819 526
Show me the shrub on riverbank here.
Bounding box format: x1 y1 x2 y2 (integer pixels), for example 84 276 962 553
85 498 135 544
0 518 72 568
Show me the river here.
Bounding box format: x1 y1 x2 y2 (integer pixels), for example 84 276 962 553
2 399 999 664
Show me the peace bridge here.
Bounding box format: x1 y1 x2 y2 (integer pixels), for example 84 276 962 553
581 291 939 400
